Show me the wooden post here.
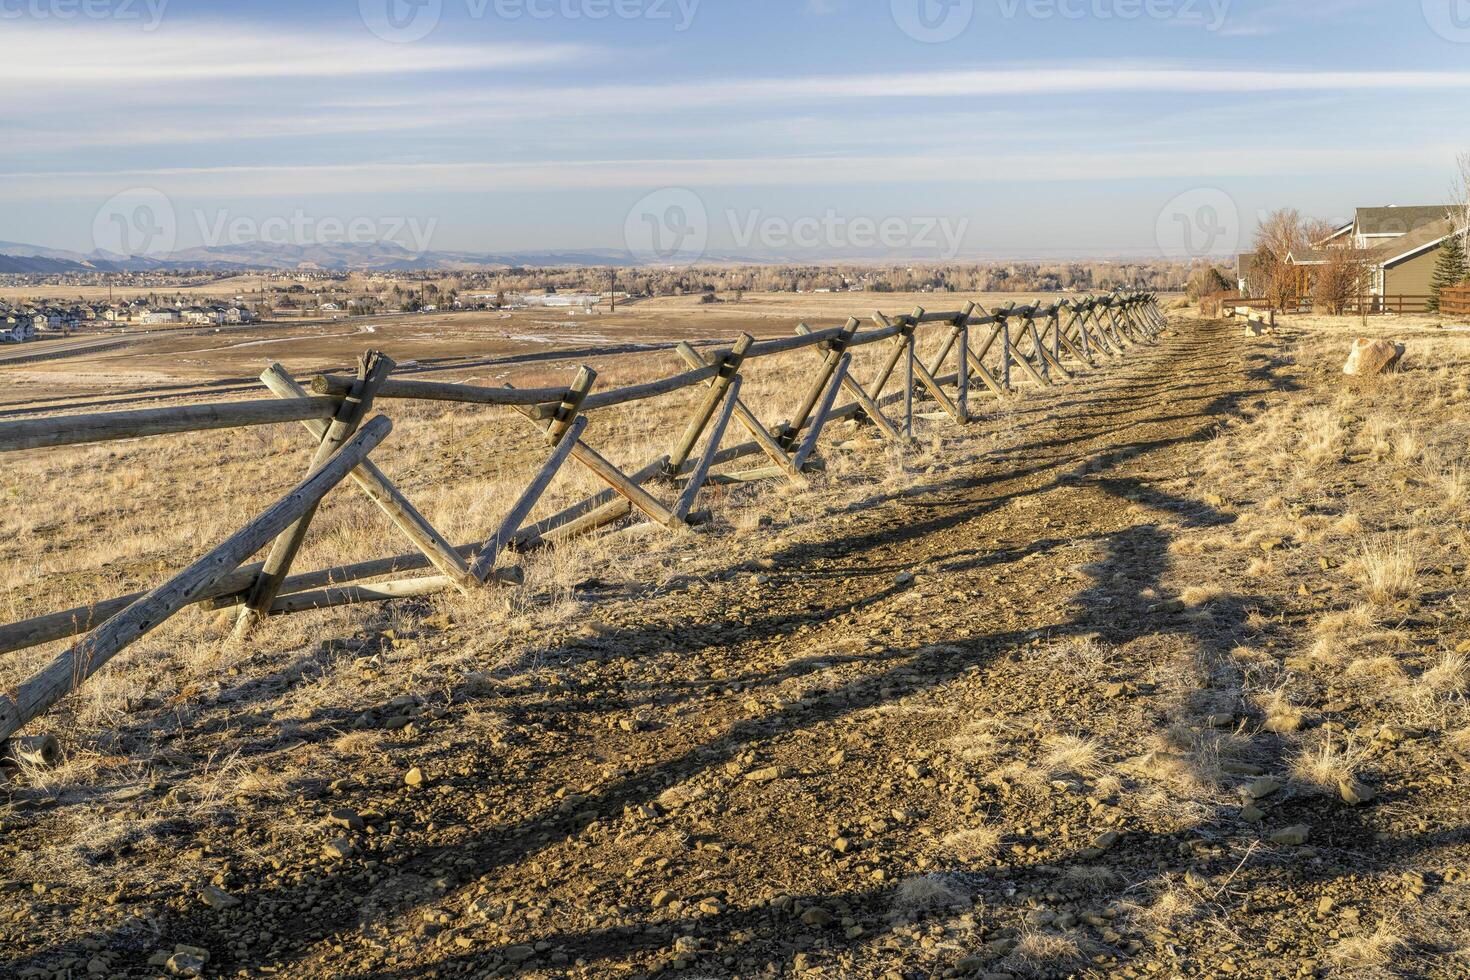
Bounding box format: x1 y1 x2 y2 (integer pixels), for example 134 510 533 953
0 417 391 743
674 376 741 520
236 350 394 633
956 303 973 420
903 310 917 440
676 343 806 484
796 324 903 442
792 355 849 472
667 334 751 474
780 318 857 450
470 414 587 581
259 365 474 593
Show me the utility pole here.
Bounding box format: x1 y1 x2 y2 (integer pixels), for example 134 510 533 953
609 269 616 312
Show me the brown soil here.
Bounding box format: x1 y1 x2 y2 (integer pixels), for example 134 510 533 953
4 315 1468 979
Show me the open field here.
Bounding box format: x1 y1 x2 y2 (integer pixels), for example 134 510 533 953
4 302 1469 978
0 291 1143 410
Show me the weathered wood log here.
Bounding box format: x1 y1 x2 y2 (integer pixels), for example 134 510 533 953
675 342 805 485
267 575 455 614
558 364 720 418
2 734 60 768
792 356 849 472
674 377 741 521
237 352 395 630
0 398 342 453
470 415 587 581
667 334 752 472
780 318 858 449
312 374 564 406
796 324 902 442
0 416 391 742
261 365 474 593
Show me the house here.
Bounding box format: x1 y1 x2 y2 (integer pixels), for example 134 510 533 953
1 315 35 343
223 306 254 323
1285 204 1466 308
142 308 181 324
183 306 225 324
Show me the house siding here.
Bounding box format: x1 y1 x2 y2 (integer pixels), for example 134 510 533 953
1383 245 1440 297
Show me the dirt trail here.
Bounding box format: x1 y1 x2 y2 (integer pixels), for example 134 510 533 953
15 316 1454 979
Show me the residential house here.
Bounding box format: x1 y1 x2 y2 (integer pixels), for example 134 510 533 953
142 308 181 324
1 315 35 343
1284 204 1466 309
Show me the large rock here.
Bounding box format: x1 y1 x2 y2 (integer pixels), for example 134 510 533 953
1343 339 1405 376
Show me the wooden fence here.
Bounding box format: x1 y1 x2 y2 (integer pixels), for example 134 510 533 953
0 292 1166 757
1441 286 1470 318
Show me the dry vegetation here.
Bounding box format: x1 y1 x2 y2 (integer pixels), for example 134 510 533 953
3 301 1470 978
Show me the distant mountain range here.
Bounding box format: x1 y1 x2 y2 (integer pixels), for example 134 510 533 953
0 241 647 274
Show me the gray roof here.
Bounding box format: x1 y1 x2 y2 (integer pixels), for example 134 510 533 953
1356 205 1455 236
1365 218 1459 266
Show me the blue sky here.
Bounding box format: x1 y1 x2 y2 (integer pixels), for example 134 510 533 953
2 0 1469 261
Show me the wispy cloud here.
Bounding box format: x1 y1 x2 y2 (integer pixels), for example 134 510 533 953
1 144 1455 200
0 22 582 85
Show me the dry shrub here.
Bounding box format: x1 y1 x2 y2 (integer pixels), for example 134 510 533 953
940 825 1002 863
1040 734 1106 780
1356 539 1418 604
1421 651 1469 696
999 931 1087 975
892 873 969 911
1329 921 1408 969
1290 734 1365 792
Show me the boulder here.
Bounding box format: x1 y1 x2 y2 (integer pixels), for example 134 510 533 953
1343 339 1405 376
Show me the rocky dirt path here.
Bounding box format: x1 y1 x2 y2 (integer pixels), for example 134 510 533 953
13 316 1463 979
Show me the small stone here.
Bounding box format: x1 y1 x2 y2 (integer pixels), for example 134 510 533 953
322 837 355 860
1205 713 1234 729
800 907 834 927
833 837 852 855
329 808 365 832
166 953 206 977
505 945 536 963
1270 825 1310 846
1317 897 1335 916
828 750 847 767
652 889 675 909
1339 779 1375 806
745 766 784 783
1240 804 1265 824
1244 776 1283 800
199 884 240 910
404 767 426 788
894 571 916 587
87 957 107 975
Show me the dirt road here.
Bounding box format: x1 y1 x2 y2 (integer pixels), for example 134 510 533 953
7 316 1467 978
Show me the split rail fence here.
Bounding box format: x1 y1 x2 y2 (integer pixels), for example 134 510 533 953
0 291 1167 760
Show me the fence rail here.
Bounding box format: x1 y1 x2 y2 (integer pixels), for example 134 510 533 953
0 291 1167 753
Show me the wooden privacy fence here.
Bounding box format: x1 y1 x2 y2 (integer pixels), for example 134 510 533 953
0 291 1167 756
1441 285 1470 317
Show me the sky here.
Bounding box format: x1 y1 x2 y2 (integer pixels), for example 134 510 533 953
2 0 1469 262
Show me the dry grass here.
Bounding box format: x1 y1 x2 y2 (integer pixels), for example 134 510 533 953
1290 734 1366 793
1328 921 1408 969
1356 538 1419 604
998 931 1088 976
940 824 1002 863
891 873 969 911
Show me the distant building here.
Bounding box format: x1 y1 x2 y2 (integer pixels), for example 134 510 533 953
1288 204 1466 306
1 315 35 343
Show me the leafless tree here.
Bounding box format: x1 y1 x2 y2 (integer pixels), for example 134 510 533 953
1314 247 1370 315
1452 150 1470 251
1252 208 1307 310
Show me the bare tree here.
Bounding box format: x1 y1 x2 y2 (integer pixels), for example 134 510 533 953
1252 208 1307 311
1453 150 1470 252
1314 247 1370 315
